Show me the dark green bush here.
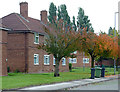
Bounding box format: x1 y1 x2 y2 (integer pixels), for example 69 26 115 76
14 69 20 73
7 66 10 73
69 63 72 72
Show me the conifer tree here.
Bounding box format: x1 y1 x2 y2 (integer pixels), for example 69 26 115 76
77 7 93 32
48 2 57 23
72 16 77 31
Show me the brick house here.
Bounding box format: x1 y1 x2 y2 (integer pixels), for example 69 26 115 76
0 23 9 76
1 2 91 75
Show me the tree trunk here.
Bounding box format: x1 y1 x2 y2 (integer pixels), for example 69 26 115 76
54 58 60 77
91 56 95 68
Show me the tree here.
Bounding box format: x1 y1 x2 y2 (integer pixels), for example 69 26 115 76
48 2 57 23
77 7 93 32
72 16 77 31
97 33 114 65
111 36 118 72
108 27 118 37
57 6 61 21
78 31 99 68
38 22 81 77
77 8 84 30
57 4 71 26
108 27 113 35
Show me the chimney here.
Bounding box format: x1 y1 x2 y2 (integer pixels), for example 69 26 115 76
40 10 47 24
20 2 28 19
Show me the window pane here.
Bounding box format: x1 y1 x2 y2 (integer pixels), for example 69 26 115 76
36 37 39 43
34 57 36 64
34 54 39 65
36 33 39 36
53 57 55 65
62 57 66 65
34 33 39 44
48 56 50 64
36 55 39 64
44 55 50 65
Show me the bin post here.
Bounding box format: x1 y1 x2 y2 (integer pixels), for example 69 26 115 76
91 68 95 79
101 67 105 77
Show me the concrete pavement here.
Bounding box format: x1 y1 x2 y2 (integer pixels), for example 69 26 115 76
70 79 119 90
20 74 119 90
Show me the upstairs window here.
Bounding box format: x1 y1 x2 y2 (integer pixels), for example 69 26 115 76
44 55 50 65
34 32 39 44
73 51 77 54
34 54 39 65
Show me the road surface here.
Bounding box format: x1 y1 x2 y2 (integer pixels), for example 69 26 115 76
70 79 119 90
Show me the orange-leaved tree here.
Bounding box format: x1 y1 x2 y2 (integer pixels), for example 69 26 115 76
78 30 99 68
97 33 113 62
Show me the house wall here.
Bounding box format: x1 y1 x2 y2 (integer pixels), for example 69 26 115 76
6 31 91 74
0 29 8 76
97 59 114 66
102 59 114 66
26 33 69 73
71 52 91 68
7 33 26 72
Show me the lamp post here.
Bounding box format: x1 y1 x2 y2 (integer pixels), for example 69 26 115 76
114 12 119 75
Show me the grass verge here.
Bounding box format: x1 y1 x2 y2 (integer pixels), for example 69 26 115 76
1 67 118 90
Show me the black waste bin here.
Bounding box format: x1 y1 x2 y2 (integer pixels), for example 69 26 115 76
91 68 95 79
101 67 105 77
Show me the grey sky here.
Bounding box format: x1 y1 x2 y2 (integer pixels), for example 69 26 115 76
0 0 119 33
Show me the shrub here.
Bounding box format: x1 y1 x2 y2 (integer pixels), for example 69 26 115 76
69 63 72 72
14 69 20 73
7 66 10 73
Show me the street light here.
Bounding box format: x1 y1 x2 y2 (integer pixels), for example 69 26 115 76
114 12 119 75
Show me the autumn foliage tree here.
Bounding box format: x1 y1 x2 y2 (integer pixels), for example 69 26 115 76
78 31 99 68
79 31 119 69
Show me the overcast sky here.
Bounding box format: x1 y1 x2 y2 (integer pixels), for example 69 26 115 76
0 0 119 33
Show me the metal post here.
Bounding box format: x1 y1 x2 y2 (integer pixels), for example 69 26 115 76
83 52 85 71
114 12 119 75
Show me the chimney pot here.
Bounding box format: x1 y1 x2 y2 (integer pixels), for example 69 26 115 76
40 10 47 24
20 2 28 19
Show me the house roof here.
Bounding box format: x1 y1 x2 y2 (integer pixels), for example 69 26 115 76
0 18 11 31
2 13 46 35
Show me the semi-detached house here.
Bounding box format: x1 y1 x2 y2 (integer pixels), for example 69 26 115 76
0 2 91 76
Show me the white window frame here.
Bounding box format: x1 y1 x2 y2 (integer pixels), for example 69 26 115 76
69 58 77 63
62 57 66 65
44 55 50 65
73 51 77 54
83 58 89 63
53 57 56 65
34 54 39 65
34 32 39 44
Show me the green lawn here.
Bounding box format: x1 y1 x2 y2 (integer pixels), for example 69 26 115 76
1 67 119 90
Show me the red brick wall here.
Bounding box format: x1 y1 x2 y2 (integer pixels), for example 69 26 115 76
70 52 91 68
41 10 47 24
7 33 26 72
20 2 28 19
0 30 8 76
102 59 114 66
26 33 69 73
